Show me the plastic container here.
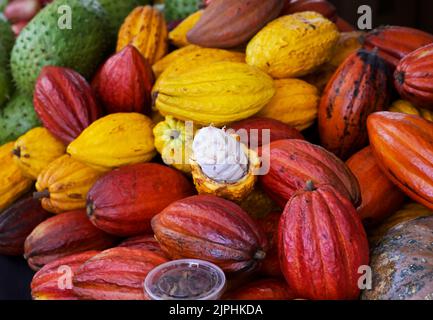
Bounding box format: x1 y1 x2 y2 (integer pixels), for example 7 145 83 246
144 259 226 300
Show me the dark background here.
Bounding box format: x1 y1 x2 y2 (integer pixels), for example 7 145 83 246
330 0 433 32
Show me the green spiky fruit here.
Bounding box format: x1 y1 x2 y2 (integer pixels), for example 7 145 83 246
165 0 203 22
97 0 151 37
0 94 40 144
0 14 15 107
10 0 111 95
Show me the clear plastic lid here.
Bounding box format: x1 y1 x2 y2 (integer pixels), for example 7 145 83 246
144 259 226 300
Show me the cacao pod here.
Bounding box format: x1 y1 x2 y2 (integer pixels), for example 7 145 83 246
346 147 406 226
389 100 433 122
169 10 203 47
34 155 105 214
281 0 337 22
187 0 284 48
118 234 166 257
238 187 280 220
152 45 201 78
256 79 319 131
73 247 168 300
67 113 156 171
0 194 51 256
279 181 369 300
31 251 99 300
33 66 101 145
152 195 268 273
92 45 154 115
257 212 282 278
246 12 340 78
13 127 65 179
362 26 433 68
367 112 433 210
225 279 294 300
259 139 361 208
319 49 390 160
117 6 168 65
153 61 275 126
24 210 117 271
0 142 33 212
87 163 195 237
394 43 433 110
229 118 304 149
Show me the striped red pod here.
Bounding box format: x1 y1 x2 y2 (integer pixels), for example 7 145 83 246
318 49 390 160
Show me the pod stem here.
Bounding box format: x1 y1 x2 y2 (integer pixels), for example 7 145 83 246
12 147 21 158
305 180 317 192
33 189 50 200
254 250 266 260
86 201 95 218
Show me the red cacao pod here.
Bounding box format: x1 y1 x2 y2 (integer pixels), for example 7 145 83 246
33 66 101 144
31 251 99 300
279 181 369 300
259 139 361 208
0 194 51 256
225 278 294 300
73 247 168 300
363 26 433 68
118 234 166 257
281 0 337 22
367 112 433 210
394 43 433 110
229 117 304 148
92 45 154 115
335 17 356 32
152 195 268 273
257 212 282 278
24 210 117 271
87 163 195 237
318 49 390 160
187 0 285 48
346 146 406 226
4 0 41 24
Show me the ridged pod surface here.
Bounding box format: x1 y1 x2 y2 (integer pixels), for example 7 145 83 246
389 100 433 122
169 10 203 47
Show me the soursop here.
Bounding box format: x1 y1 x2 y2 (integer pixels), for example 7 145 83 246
0 94 40 144
0 14 15 107
11 0 111 95
165 0 203 22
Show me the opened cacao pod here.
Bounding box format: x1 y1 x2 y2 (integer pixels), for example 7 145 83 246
346 146 405 226
368 112 433 210
152 195 268 273
319 49 390 159
259 139 361 208
87 163 194 237
73 247 168 300
24 210 116 271
280 182 369 300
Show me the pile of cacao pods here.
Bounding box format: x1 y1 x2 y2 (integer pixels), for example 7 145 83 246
1 0 433 301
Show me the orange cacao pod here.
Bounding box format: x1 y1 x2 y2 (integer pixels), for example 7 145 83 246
73 247 168 300
259 139 361 208
225 279 294 300
152 195 268 273
346 146 406 226
362 26 433 68
394 43 433 110
31 251 99 300
187 0 284 48
87 163 195 237
279 182 369 300
318 49 390 159
367 112 433 210
92 45 154 115
24 210 117 271
33 66 101 144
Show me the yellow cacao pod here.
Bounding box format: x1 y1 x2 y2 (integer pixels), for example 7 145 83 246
153 116 196 173
246 11 340 78
34 155 104 214
117 6 168 65
152 45 201 78
257 79 319 131
169 10 203 47
389 100 433 122
0 142 33 212
67 113 156 171
153 61 275 126
13 127 66 179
